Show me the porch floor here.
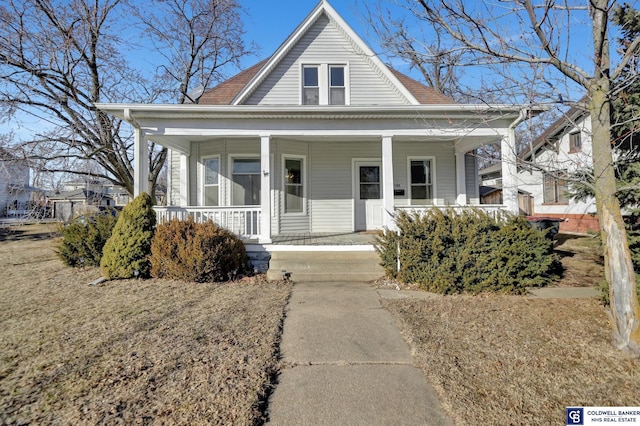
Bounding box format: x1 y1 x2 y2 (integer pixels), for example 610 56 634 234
270 232 378 246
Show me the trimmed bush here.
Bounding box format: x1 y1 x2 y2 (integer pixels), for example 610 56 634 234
149 217 248 283
375 209 560 294
57 211 118 267
100 193 156 279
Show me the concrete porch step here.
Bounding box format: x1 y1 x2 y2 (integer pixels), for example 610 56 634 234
266 250 384 282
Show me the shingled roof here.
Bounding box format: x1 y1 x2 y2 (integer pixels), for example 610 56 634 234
199 59 455 106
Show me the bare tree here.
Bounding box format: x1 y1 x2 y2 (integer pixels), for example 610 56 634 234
370 0 640 354
0 0 253 198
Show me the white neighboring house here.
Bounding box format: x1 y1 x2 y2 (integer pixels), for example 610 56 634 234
96 1 531 245
516 102 599 233
0 147 33 217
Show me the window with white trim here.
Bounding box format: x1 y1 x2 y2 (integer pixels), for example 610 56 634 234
410 159 434 204
329 66 345 105
301 64 348 105
231 158 261 206
203 157 219 206
303 66 319 105
284 157 304 213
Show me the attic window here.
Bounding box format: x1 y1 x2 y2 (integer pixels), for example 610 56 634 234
329 66 345 105
303 66 319 105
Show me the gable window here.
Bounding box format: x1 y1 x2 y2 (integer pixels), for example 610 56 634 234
303 66 319 105
203 157 219 206
284 157 304 213
232 158 260 205
329 66 345 105
409 158 434 204
569 131 582 153
543 173 569 204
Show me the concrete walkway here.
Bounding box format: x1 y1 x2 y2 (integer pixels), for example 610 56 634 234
266 281 452 426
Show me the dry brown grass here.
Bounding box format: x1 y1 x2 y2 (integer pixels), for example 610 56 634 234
0 224 292 425
554 233 605 287
384 296 640 425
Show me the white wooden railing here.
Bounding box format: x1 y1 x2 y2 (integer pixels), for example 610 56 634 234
153 206 261 239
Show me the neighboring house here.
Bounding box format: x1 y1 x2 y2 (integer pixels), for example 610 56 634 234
96 1 531 247
47 188 114 222
0 147 34 217
516 101 598 233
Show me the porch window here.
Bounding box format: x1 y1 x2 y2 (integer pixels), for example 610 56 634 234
329 66 345 105
303 66 319 105
410 159 434 204
203 157 219 206
232 158 260 206
284 157 304 213
543 173 569 204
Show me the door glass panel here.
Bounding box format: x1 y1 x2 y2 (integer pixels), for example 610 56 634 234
360 166 379 183
233 159 260 174
359 166 380 200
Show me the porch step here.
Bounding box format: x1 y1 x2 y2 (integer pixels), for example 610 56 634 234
266 250 384 282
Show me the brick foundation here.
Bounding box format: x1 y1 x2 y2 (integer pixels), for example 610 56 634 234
534 213 599 234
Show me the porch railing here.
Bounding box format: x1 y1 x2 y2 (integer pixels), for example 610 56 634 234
153 206 261 239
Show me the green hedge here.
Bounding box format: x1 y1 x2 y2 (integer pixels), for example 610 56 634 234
100 193 156 279
375 209 560 294
149 217 248 283
56 211 118 267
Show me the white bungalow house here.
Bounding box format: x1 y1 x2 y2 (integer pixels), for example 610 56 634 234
96 2 532 275
516 102 599 233
0 147 34 217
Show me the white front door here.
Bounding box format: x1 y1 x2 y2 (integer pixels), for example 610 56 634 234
354 161 383 231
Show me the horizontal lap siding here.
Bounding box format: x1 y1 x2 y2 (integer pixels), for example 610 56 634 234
169 150 181 206
465 152 479 203
246 16 407 106
392 141 457 205
310 141 381 232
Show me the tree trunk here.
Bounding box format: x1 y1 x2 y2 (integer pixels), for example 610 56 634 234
590 78 640 355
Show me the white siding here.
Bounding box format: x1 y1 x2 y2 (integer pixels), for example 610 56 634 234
169 150 181 206
245 15 408 106
310 141 380 232
392 140 457 206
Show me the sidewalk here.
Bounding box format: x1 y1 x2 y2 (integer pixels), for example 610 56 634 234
266 281 452 426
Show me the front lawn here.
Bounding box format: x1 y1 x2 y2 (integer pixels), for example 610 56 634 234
0 224 291 425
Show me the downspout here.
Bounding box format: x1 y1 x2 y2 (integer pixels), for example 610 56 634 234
501 108 530 214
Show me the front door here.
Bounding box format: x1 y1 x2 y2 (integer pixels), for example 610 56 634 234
354 161 383 231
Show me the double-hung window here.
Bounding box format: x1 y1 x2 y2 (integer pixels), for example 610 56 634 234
303 66 319 105
329 66 345 105
284 157 304 213
302 64 348 105
232 158 261 206
203 157 219 206
409 159 434 204
543 173 569 204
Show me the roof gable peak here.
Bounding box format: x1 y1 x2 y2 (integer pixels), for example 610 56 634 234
231 1 420 106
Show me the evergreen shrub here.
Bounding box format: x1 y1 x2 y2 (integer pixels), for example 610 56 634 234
57 211 118 267
149 217 248 282
100 193 156 279
375 208 560 294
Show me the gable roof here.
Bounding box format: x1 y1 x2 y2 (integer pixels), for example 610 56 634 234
200 60 454 106
209 1 443 106
519 97 589 161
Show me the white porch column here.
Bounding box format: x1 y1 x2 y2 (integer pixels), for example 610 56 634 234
455 150 467 205
381 135 396 230
179 153 190 206
501 130 519 214
133 127 149 197
260 135 272 243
